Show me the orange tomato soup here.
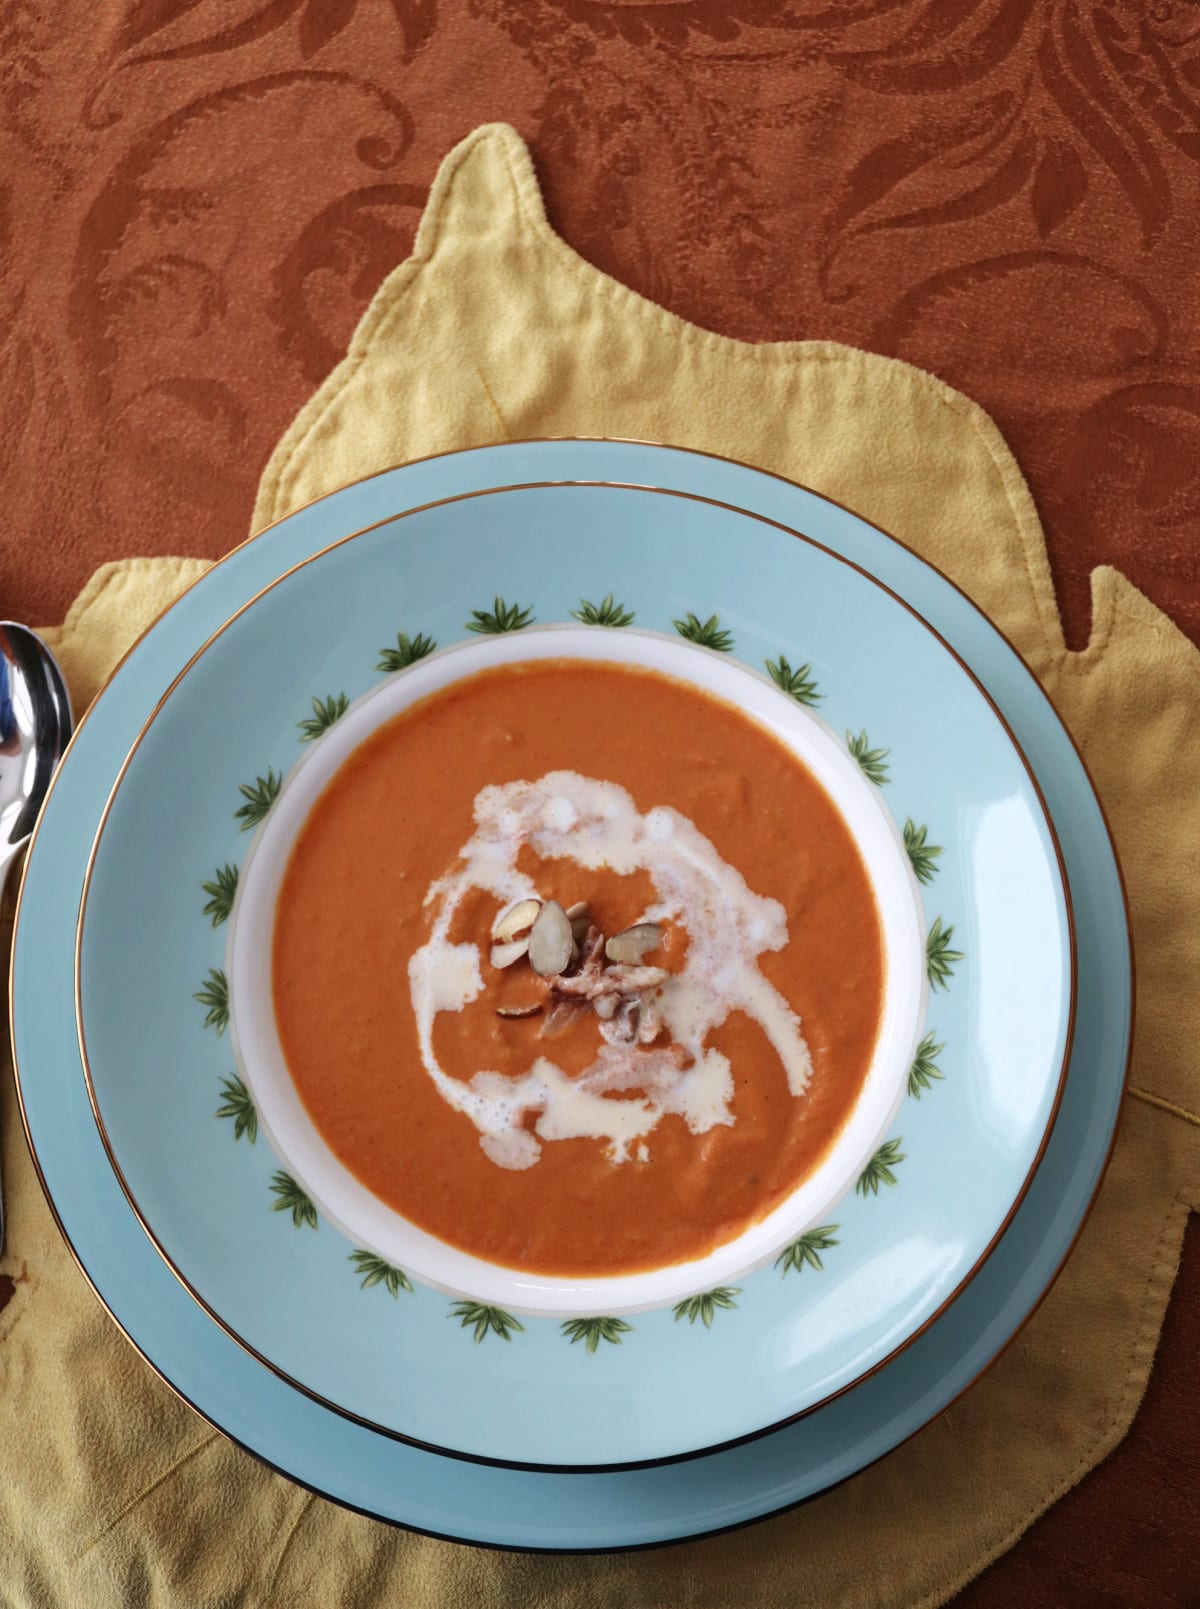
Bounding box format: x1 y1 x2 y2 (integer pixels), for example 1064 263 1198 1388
273 660 883 1276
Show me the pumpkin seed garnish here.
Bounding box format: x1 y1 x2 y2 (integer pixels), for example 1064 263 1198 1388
527 900 574 977
605 923 664 965
492 898 542 944
488 900 672 1044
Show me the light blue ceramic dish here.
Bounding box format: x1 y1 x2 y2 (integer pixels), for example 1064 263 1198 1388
12 441 1130 1545
75 481 1070 1470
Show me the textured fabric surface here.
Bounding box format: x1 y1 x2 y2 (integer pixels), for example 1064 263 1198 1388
3 3 1199 656
2 125 1198 1607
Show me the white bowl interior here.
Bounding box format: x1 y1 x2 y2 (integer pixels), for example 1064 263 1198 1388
227 626 927 1315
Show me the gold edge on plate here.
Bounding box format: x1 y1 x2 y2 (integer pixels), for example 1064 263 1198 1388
58 467 1094 1471
1 436 1134 1499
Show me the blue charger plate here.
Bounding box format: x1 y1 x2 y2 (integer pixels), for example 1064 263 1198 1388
74 481 1071 1470
12 441 1130 1547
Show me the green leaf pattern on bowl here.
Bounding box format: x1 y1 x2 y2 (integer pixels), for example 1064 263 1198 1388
195 603 965 1350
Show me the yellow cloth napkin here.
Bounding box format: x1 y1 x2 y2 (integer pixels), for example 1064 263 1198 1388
4 124 1198 1608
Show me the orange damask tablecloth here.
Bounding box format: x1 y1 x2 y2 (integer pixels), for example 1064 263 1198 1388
2 4 1198 1603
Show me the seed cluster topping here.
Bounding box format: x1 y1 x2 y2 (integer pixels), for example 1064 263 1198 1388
488 898 669 1047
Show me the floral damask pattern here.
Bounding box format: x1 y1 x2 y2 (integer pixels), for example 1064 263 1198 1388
1 0 1198 639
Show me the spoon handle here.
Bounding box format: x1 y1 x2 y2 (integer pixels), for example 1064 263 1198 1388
0 841 16 1260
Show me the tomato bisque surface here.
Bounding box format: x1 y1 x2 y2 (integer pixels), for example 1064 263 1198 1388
272 659 885 1276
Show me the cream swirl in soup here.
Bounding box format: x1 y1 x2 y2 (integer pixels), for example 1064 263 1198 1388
409 771 814 1171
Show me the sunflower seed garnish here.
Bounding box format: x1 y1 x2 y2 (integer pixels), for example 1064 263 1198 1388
490 938 529 969
496 1002 543 1019
527 899 574 977
492 898 542 944
565 902 589 921
605 923 664 965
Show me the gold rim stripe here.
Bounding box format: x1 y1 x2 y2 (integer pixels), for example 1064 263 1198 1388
69 473 1080 1472
5 437 1132 1500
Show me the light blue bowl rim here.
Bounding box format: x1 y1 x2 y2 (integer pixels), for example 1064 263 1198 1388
10 438 1134 1546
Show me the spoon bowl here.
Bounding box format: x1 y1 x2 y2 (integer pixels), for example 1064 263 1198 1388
0 622 72 876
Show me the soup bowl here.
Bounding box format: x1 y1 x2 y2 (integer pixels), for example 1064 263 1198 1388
227 624 928 1317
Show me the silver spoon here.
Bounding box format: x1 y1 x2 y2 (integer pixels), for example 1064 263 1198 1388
1 622 73 1257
